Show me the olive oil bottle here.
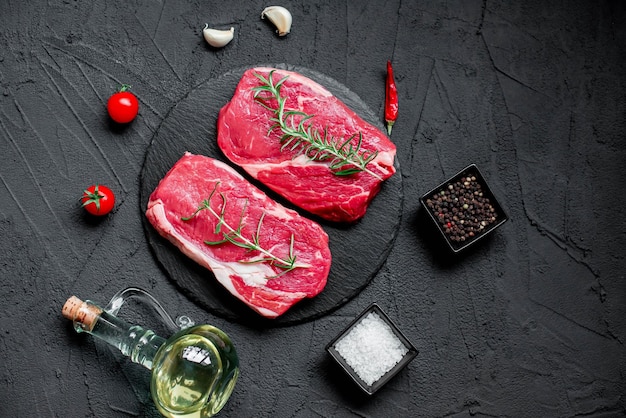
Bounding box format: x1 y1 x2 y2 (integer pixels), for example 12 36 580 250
62 289 239 418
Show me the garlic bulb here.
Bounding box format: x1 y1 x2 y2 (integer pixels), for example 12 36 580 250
261 6 292 36
202 24 234 48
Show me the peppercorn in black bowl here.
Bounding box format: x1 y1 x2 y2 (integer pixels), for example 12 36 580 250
419 164 508 253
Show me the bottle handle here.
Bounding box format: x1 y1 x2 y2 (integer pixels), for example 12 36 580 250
105 287 194 334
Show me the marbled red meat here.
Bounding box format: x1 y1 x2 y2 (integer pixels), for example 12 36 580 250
145 152 331 318
217 67 396 223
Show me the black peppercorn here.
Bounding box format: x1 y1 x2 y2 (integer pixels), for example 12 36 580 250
424 169 501 247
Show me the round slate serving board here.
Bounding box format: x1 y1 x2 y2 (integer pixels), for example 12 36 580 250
140 64 403 327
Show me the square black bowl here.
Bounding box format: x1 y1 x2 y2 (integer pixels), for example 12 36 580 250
419 164 508 253
325 303 418 395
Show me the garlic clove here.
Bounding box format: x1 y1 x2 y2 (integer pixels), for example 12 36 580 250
261 6 292 36
202 24 234 48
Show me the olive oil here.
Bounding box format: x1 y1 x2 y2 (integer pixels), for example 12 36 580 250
63 296 239 418
151 326 239 417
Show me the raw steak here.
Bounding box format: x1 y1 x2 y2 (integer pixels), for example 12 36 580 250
217 67 396 223
146 152 331 318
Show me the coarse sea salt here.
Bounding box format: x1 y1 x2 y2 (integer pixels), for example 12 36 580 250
334 311 409 386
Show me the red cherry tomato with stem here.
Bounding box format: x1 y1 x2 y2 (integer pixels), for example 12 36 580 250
107 84 139 123
81 184 115 216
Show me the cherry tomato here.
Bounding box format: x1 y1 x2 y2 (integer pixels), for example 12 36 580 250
107 84 139 123
81 184 115 216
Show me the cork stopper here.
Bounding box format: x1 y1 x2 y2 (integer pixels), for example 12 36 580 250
62 296 101 331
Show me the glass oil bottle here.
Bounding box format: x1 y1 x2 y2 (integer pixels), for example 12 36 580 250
62 287 239 418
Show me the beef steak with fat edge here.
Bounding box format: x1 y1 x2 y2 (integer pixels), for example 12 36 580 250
146 152 332 318
217 67 396 223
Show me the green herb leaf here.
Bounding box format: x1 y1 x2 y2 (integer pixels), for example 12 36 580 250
252 70 382 180
182 182 302 278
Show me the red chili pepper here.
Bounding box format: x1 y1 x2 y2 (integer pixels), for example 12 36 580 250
385 60 399 136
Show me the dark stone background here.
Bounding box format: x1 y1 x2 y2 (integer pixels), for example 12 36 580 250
1 1 624 417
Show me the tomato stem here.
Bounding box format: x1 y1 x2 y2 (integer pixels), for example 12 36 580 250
82 184 103 211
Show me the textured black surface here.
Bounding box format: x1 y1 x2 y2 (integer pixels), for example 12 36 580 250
1 1 625 417
140 64 403 326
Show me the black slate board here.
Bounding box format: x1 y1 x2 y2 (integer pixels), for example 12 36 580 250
139 64 403 327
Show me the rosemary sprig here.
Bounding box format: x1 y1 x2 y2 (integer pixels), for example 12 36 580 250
251 70 382 180
182 182 301 278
